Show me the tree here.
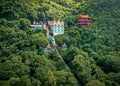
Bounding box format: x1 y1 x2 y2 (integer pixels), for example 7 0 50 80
19 18 31 30
63 45 81 63
31 77 41 86
69 55 91 85
32 55 56 85
31 33 49 47
0 61 29 80
85 80 105 86
115 73 120 84
8 76 31 86
55 70 77 86
44 70 57 86
97 55 120 73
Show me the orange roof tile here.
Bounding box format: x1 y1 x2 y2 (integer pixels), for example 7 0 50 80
45 44 51 50
79 15 90 18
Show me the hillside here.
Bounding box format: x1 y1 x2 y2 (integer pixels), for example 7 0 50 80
0 0 120 86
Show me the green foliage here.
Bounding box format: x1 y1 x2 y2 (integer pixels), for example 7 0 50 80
0 0 38 21
0 0 120 86
0 61 29 80
19 18 31 30
85 80 105 86
115 73 120 84
55 70 78 86
97 55 120 73
63 45 81 63
31 33 49 47
69 55 92 85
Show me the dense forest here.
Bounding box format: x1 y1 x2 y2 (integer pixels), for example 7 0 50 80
0 0 120 86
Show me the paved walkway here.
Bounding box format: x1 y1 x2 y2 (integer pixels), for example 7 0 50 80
44 26 81 86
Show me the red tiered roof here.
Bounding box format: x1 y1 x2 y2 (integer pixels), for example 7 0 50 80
78 14 92 26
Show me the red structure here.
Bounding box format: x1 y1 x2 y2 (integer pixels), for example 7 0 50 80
78 14 92 26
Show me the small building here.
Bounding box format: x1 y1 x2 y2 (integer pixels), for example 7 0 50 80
30 20 43 29
31 19 65 36
44 44 51 53
62 43 67 50
49 20 65 36
78 14 92 26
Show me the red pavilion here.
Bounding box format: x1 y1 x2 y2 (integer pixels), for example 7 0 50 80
78 14 92 26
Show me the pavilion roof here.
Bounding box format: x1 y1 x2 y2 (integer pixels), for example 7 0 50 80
45 44 51 50
79 14 90 18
